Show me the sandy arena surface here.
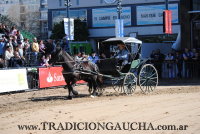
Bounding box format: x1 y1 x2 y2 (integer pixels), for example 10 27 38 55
0 84 200 134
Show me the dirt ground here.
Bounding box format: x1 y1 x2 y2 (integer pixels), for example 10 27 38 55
0 83 200 134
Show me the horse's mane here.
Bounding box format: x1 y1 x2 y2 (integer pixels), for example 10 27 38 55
59 50 75 72
61 50 75 63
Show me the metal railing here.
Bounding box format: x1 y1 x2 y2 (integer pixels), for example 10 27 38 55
151 60 200 79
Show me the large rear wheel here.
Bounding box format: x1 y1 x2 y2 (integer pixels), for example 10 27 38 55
138 64 158 93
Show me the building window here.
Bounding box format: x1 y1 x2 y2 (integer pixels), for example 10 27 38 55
59 0 62 7
193 0 200 10
100 0 103 4
52 10 87 26
21 22 25 28
76 0 79 5
41 12 47 20
20 6 25 13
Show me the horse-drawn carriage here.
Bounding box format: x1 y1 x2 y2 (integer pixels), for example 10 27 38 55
50 37 158 99
96 37 158 95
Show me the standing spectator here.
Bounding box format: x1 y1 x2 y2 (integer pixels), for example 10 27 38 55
174 51 183 78
183 48 192 78
10 26 17 36
31 37 39 65
6 37 14 54
0 38 5 58
23 38 31 56
12 36 18 50
45 39 55 54
165 53 175 78
16 30 24 44
0 24 3 33
1 25 10 37
62 34 69 51
16 42 24 59
31 37 39 53
153 49 165 78
4 46 14 67
192 52 200 78
39 40 46 54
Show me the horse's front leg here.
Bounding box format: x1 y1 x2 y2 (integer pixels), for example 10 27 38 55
66 83 73 100
87 80 93 94
71 78 79 96
91 77 97 98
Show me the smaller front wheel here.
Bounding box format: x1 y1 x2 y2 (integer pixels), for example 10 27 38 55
123 73 137 95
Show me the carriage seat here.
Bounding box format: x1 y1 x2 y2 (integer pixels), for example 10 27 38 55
97 58 121 77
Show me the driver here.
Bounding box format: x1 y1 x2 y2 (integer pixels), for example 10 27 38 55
114 43 129 65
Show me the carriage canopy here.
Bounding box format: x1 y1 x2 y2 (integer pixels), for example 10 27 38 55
102 37 142 45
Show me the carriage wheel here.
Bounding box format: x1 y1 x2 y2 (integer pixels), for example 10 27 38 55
123 73 137 95
88 83 105 95
138 64 158 93
112 78 124 93
97 85 105 95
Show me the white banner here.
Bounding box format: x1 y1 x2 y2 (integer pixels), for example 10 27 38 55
92 7 131 27
64 18 74 40
137 4 178 25
0 69 28 93
115 19 124 37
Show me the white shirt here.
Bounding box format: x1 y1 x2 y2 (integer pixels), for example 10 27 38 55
5 50 14 60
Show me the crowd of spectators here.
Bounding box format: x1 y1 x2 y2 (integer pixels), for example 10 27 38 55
0 24 58 68
150 48 200 79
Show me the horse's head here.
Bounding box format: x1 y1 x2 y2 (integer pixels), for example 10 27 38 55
49 46 63 65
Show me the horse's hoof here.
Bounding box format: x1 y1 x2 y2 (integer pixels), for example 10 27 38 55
67 96 73 100
72 90 79 96
90 95 96 98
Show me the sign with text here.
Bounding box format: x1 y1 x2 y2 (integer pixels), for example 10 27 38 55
64 18 74 40
39 67 66 88
136 4 178 25
163 10 172 34
0 69 28 93
92 7 131 27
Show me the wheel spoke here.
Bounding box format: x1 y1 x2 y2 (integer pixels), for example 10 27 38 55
148 72 156 78
140 80 147 86
149 79 157 84
149 77 158 80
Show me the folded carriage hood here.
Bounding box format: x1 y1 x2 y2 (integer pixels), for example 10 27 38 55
102 37 142 45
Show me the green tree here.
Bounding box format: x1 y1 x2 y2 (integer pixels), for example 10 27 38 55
50 19 89 41
74 19 89 41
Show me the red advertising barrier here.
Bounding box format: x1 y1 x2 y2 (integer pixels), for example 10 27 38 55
39 66 86 88
163 10 172 34
39 67 66 88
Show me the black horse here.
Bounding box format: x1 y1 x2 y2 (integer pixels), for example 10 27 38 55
49 47 102 99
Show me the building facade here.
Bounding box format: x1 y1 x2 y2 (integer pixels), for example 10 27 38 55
48 0 180 49
0 0 48 39
180 0 200 49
